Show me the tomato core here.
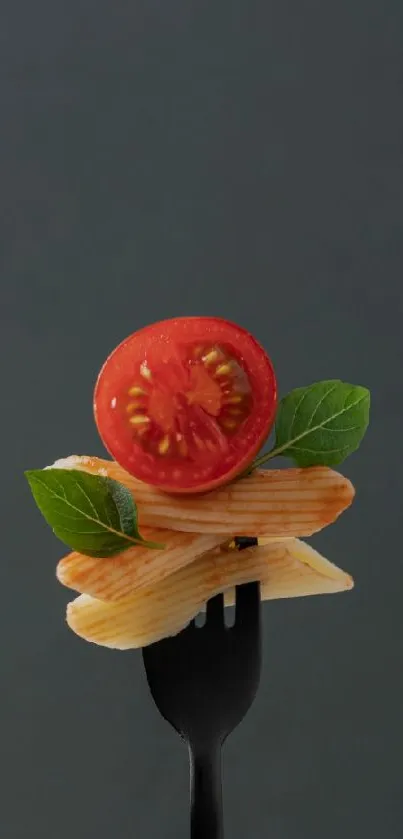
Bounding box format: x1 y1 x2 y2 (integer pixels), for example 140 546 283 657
94 317 277 493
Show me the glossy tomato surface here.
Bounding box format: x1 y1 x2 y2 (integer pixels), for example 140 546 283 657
94 317 277 493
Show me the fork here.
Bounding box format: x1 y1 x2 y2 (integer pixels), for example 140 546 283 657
142 538 262 839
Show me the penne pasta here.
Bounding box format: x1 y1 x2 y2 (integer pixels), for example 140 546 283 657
49 455 355 538
57 529 225 602
66 539 354 650
217 538 354 606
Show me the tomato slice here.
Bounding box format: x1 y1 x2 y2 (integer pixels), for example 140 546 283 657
94 317 277 494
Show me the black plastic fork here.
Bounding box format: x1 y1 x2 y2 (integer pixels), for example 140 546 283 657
142 539 261 839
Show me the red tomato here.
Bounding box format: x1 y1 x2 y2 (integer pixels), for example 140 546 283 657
94 317 277 494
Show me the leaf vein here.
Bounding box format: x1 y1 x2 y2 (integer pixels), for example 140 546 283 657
320 424 362 433
287 387 312 435
304 381 339 428
290 443 353 455
71 477 101 520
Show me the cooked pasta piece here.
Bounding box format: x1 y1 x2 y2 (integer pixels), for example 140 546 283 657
217 538 353 605
57 530 225 601
50 456 355 538
66 539 353 650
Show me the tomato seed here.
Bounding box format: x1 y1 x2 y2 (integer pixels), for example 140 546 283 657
158 435 170 455
129 415 150 425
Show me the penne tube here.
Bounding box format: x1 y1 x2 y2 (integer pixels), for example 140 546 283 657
215 538 354 606
57 530 225 602
66 539 353 650
49 455 355 538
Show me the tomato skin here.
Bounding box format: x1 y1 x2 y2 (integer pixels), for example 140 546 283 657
94 317 277 494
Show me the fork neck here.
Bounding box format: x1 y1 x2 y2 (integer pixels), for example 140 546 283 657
189 741 223 839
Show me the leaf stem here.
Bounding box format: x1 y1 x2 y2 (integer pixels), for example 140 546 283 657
250 446 282 470
240 445 279 478
142 539 166 550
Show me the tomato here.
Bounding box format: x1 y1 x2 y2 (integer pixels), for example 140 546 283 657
94 317 277 494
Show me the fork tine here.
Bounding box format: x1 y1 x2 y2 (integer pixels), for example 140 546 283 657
206 592 225 627
235 581 261 632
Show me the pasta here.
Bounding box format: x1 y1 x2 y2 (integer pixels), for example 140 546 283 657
57 529 225 601
50 455 355 537
66 539 353 650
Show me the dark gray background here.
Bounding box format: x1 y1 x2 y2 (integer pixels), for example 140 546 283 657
1 1 402 836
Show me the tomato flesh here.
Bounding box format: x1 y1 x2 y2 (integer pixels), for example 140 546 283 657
94 317 277 493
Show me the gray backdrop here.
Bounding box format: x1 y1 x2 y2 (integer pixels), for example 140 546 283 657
2 1 402 837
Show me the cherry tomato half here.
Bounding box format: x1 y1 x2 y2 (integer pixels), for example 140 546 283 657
94 317 277 494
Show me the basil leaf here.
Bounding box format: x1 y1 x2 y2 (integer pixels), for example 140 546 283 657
25 468 164 556
253 380 370 469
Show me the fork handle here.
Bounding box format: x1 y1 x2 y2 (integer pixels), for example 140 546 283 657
189 744 223 839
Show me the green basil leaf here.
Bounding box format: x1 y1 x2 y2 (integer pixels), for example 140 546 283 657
253 380 370 469
25 468 164 556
